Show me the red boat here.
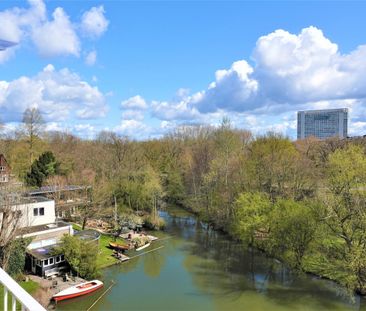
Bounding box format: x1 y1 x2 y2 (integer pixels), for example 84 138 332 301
52 280 103 301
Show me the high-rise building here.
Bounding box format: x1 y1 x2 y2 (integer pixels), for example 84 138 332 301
297 108 348 140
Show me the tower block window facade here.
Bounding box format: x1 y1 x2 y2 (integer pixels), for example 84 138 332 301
297 108 348 140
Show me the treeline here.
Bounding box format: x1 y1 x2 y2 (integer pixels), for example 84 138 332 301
2 110 366 293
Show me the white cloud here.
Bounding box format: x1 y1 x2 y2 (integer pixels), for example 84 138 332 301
85 50 97 66
194 60 258 113
151 99 200 121
122 110 145 121
0 64 108 122
32 7 80 57
0 0 46 42
81 6 109 38
121 95 148 110
114 120 151 138
142 26 366 137
0 48 16 64
0 1 109 63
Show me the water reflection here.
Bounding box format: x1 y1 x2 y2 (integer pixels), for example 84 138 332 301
56 207 366 311
164 208 365 311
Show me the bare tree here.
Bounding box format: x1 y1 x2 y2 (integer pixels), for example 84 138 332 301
22 107 44 165
0 184 24 269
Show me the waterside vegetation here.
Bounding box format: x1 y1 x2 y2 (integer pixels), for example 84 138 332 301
2 109 366 294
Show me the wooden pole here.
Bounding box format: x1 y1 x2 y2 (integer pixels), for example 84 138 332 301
86 280 115 311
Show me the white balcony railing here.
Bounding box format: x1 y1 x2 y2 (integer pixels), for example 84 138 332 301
0 268 46 311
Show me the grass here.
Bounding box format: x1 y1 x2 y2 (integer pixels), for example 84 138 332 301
72 222 129 268
97 234 128 269
0 280 39 310
72 223 82 231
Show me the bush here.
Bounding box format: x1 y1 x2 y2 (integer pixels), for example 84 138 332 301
5 238 30 277
131 235 150 248
55 235 100 280
144 214 165 230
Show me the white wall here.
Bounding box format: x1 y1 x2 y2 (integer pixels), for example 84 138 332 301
17 200 56 228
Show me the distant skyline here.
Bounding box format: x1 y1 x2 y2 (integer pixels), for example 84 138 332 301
1 0 366 139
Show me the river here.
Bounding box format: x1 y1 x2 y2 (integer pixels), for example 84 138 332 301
56 207 366 311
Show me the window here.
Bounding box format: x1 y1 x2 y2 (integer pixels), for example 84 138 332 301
49 257 54 265
0 166 5 171
43 259 48 266
56 256 60 263
60 255 65 261
33 207 45 216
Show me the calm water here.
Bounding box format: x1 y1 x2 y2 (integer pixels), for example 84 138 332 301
57 207 366 311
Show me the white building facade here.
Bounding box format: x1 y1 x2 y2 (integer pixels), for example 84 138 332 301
297 108 348 140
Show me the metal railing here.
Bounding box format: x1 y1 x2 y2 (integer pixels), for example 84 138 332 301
0 268 46 311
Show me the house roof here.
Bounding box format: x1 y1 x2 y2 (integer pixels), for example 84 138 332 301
27 185 91 195
0 154 10 169
17 221 71 236
27 244 62 260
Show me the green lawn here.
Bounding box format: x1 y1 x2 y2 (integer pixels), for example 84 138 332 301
97 234 128 268
72 222 129 268
72 223 82 231
0 280 39 310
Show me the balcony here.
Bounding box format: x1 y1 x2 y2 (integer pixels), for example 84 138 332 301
0 268 46 311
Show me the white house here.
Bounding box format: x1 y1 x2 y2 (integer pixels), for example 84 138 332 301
16 197 56 228
9 196 74 277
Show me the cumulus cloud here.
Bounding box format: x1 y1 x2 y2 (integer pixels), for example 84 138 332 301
122 110 145 121
32 7 80 57
151 99 200 121
0 0 46 42
0 64 108 122
121 95 148 110
81 6 109 38
114 120 151 138
0 48 16 64
85 50 97 66
140 26 366 137
194 61 259 113
0 0 109 62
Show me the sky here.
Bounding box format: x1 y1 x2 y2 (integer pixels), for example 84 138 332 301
1 0 366 140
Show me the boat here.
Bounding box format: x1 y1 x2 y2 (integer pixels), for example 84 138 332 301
147 235 158 241
52 280 103 302
109 242 129 251
136 242 151 251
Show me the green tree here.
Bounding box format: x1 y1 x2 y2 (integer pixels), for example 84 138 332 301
4 238 30 277
268 199 317 269
233 192 272 245
246 132 314 200
56 235 99 280
25 151 61 187
319 145 366 293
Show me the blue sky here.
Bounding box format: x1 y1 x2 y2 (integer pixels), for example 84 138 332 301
1 1 366 139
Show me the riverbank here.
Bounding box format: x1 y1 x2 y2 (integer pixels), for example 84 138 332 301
27 274 87 309
169 203 360 297
71 223 129 269
56 208 363 311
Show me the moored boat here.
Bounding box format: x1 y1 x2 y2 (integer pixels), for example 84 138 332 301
136 242 151 251
52 280 103 301
109 242 129 251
